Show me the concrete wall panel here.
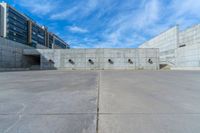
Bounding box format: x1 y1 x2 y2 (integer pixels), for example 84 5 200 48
176 24 200 67
34 48 159 70
0 37 33 68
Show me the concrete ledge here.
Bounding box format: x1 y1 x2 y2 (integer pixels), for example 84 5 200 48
0 68 30 72
171 67 200 70
23 49 41 55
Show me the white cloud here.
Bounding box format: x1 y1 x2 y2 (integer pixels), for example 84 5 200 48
165 0 200 30
172 0 200 17
94 30 146 48
98 0 199 48
66 37 98 48
84 0 98 15
93 0 161 48
50 0 99 20
18 0 58 15
68 26 88 33
50 6 79 20
127 0 161 29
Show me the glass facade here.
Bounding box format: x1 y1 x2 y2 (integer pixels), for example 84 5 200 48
31 23 45 47
6 6 28 45
54 38 67 49
0 3 69 49
48 34 53 49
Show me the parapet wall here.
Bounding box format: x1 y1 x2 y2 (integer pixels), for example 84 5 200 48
24 48 159 70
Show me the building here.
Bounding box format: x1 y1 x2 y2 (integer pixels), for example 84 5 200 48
0 2 69 49
53 34 69 49
176 24 200 68
139 24 200 69
139 26 178 66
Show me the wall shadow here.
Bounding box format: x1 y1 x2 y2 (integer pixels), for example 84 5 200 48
23 49 57 71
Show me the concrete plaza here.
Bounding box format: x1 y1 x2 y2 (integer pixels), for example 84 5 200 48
0 70 200 133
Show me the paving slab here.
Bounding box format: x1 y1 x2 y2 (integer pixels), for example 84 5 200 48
1 70 200 133
99 70 200 133
0 70 98 133
0 115 96 133
99 114 200 133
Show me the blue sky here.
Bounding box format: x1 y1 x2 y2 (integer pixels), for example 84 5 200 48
3 0 200 48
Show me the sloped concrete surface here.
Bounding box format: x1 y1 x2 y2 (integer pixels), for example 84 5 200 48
0 70 200 133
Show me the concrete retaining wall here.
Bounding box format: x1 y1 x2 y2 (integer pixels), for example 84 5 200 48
24 48 159 70
0 37 32 69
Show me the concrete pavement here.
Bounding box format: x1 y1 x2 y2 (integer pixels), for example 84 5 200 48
0 70 200 133
99 70 200 133
0 71 97 133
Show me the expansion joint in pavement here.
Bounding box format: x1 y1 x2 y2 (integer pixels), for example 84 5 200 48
96 71 101 133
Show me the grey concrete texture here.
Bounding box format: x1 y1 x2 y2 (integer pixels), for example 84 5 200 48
0 37 33 68
0 70 98 133
139 26 178 65
176 24 200 67
99 70 200 133
139 24 200 68
1 70 200 133
25 48 159 70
